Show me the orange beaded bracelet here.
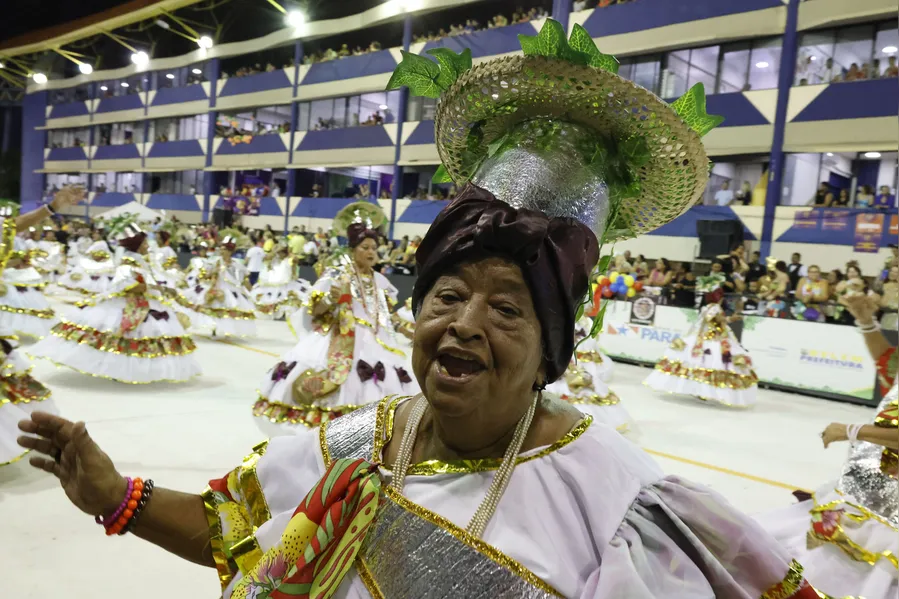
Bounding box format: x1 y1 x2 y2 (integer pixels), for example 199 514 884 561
106 478 144 536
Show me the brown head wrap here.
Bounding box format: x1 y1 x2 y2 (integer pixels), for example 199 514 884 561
412 183 599 383
347 223 379 248
118 232 147 253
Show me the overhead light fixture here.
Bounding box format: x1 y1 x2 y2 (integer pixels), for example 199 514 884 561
154 19 170 30
121 81 130 88
100 85 108 91
0 61 5 69
378 104 388 110
809 56 817 61
864 151 882 159
165 73 175 80
79 63 93 75
826 152 833 157
131 51 149 66
32 72 48 84
755 61 769 69
197 36 213 49
883 45 898 54
286 11 305 27
191 68 202 75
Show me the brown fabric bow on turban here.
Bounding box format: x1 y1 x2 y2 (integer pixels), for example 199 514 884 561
412 183 599 383
347 223 379 248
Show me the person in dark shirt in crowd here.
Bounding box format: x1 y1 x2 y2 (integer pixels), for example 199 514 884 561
874 185 895 210
812 182 832 206
787 252 805 294
670 264 697 308
746 250 767 284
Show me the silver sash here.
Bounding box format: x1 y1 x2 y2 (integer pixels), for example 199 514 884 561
322 400 562 598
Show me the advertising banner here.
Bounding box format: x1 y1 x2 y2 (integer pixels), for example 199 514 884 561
740 317 876 402
854 213 885 253
890 214 898 237
598 301 697 364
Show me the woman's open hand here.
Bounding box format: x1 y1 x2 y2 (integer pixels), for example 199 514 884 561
821 422 848 448
17 412 126 517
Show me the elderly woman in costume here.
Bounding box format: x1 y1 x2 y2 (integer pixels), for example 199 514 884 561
17 22 825 598
758 293 897 597
645 303 757 407
170 234 256 337
254 204 415 434
29 220 201 384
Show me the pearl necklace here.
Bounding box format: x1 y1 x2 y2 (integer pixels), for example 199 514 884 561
390 393 539 538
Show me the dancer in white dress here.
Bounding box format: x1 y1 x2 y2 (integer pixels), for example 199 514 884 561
644 303 758 407
169 235 256 337
148 229 184 291
0 222 56 338
758 382 898 597
253 219 417 435
250 243 311 319
31 226 66 284
0 327 55 466
57 230 116 296
29 222 202 384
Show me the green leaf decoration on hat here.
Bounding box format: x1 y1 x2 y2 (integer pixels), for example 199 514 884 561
426 48 472 91
431 164 454 184
387 48 472 98
671 83 725 137
565 24 619 73
518 21 619 73
386 51 443 98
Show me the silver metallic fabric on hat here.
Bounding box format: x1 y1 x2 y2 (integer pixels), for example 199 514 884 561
472 120 611 239
836 383 898 526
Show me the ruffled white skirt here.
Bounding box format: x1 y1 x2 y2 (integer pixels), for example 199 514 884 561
643 334 757 408
756 484 898 597
254 320 418 437
28 297 202 384
0 275 56 338
169 280 256 337
250 279 312 320
546 358 633 435
0 349 57 466
57 265 116 296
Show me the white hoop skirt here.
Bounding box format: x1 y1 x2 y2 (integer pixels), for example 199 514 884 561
253 307 418 437
0 346 56 466
546 354 632 434
0 268 56 338
250 279 311 320
57 260 116 296
28 297 202 384
644 322 757 408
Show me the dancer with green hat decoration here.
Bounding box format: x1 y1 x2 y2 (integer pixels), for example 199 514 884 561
253 201 418 436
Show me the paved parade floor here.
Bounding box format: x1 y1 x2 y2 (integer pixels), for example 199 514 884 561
1 312 873 598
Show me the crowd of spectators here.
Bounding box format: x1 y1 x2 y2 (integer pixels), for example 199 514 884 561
796 55 899 86
573 0 636 10
403 185 457 201
222 61 294 80
301 42 383 65
215 117 290 139
812 182 896 209
412 7 548 44
602 245 899 326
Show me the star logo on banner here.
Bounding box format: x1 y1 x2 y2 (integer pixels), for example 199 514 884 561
617 325 630 336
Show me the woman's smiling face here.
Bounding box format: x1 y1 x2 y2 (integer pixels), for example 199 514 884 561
412 257 544 419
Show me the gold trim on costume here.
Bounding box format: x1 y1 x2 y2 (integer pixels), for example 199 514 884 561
574 349 605 364
237 440 271 528
253 396 364 428
383 487 564 597
356 556 386 599
0 304 54 319
653 357 758 390
759 559 805 599
49 321 197 358
563 391 620 407
32 356 199 385
200 486 235 588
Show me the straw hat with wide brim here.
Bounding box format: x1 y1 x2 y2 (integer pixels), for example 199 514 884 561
388 20 723 244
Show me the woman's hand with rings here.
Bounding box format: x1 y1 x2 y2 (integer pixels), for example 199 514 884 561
17 411 127 517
